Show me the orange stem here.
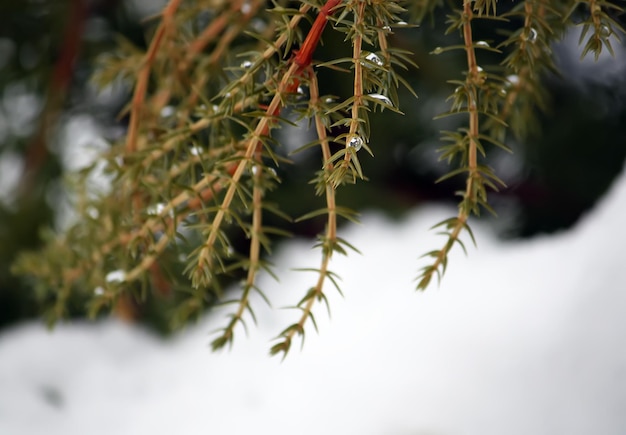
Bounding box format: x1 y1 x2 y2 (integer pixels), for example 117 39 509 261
126 0 183 153
294 0 341 70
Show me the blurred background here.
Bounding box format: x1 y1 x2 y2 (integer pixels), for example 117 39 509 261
1 0 625 332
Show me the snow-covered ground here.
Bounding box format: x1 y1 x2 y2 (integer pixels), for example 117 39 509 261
2 166 626 435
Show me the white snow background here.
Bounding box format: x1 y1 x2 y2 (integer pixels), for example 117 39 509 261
2 165 626 435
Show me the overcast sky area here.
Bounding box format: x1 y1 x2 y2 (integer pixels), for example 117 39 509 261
1 160 625 434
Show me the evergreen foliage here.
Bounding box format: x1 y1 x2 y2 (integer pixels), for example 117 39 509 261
11 0 626 356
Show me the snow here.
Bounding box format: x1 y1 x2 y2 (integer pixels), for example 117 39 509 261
2 166 626 435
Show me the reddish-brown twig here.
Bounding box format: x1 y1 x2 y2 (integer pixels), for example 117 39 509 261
294 0 341 70
126 0 183 154
20 0 87 196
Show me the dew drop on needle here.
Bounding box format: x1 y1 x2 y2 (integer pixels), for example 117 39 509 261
348 136 363 151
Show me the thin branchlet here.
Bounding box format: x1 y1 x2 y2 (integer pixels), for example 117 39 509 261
270 69 339 357
417 0 499 290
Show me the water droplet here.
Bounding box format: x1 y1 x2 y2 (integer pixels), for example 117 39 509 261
526 27 537 43
189 146 203 156
293 85 307 101
497 87 507 98
160 105 175 118
382 25 391 32
240 60 253 69
212 104 219 112
241 2 252 14
432 47 444 55
324 96 336 103
105 270 126 283
362 52 383 68
396 21 408 26
472 66 486 85
86 206 99 219
454 86 463 94
368 93 393 106
600 24 611 37
475 41 490 48
94 286 105 296
251 164 261 176
250 18 267 33
348 135 363 151
506 74 520 87
147 203 166 216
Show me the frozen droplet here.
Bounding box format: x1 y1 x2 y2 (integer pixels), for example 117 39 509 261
268 167 277 177
368 93 393 106
324 96 336 103
147 203 166 216
348 135 363 151
241 2 251 14
94 286 105 296
105 270 126 283
240 60 253 69
432 47 444 55
297 85 306 96
382 25 391 32
454 86 463 94
475 41 490 48
526 27 537 43
224 92 232 98
506 74 520 87
600 24 611 37
251 164 260 176
212 104 219 112
497 87 507 98
396 21 408 26
362 52 384 68
189 146 203 156
476 65 484 73
160 105 175 118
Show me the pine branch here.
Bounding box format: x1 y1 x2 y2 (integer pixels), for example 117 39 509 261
270 68 341 357
417 0 503 290
13 0 626 357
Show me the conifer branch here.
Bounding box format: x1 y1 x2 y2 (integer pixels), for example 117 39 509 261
126 0 183 154
417 0 496 290
210 146 265 350
493 0 558 139
190 62 299 287
345 0 366 168
270 69 340 357
13 0 625 357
